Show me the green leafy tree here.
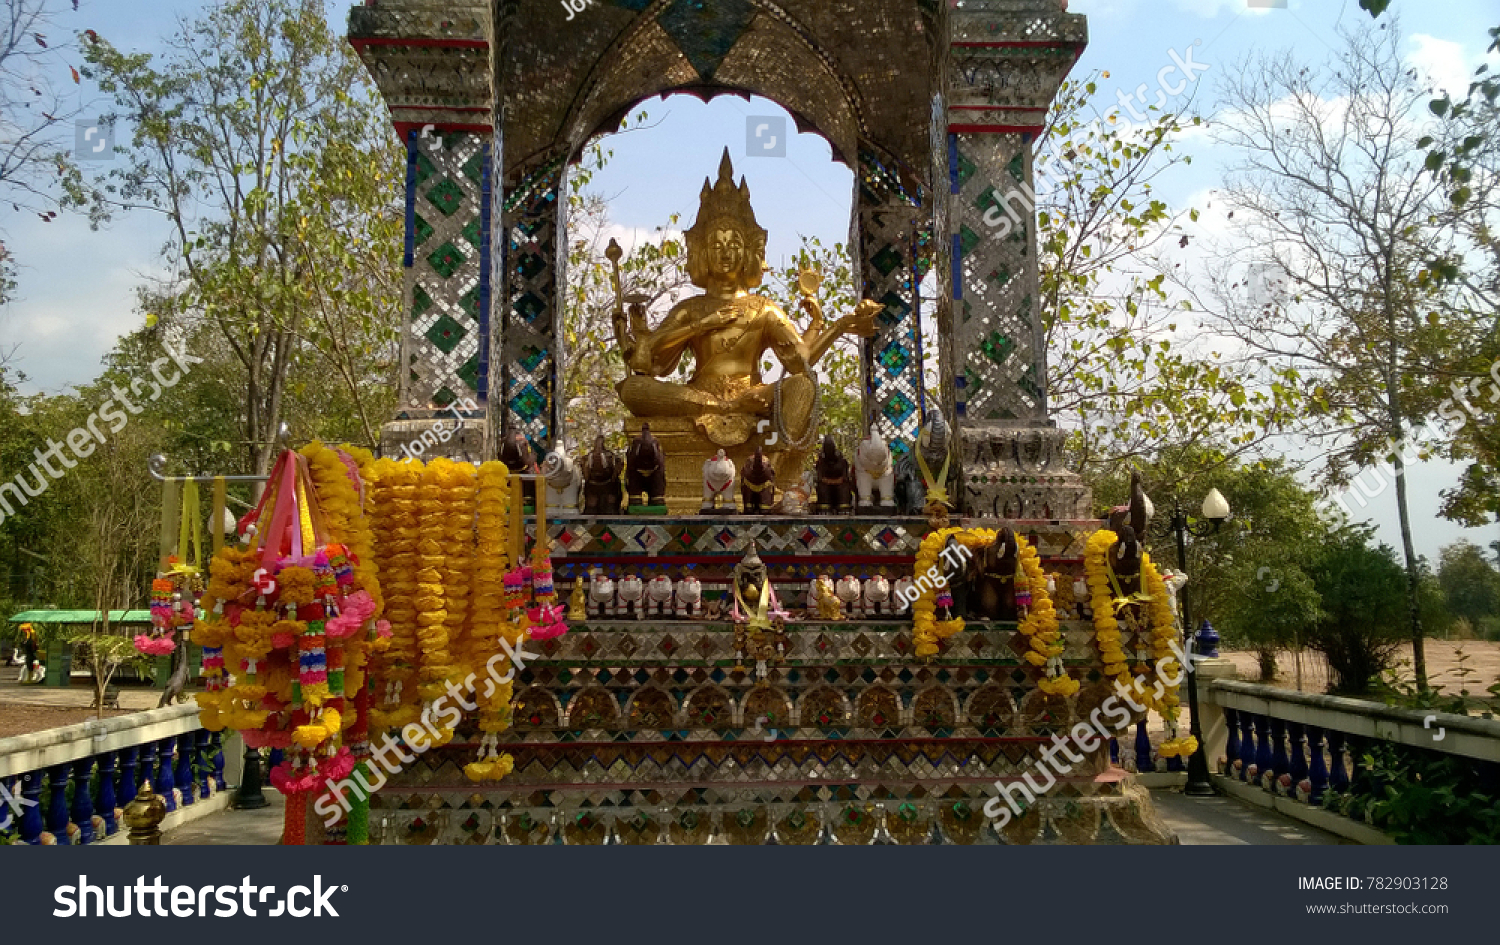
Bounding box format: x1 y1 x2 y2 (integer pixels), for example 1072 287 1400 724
1437 539 1500 628
1304 528 1411 695
82 0 402 474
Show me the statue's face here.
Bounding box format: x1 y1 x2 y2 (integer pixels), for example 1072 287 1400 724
708 227 745 277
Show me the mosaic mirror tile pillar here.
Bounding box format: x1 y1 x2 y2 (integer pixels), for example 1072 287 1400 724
495 159 566 457
349 0 495 460
854 148 929 457
942 0 1092 520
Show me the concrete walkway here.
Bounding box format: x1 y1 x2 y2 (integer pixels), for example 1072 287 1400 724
146 787 1348 845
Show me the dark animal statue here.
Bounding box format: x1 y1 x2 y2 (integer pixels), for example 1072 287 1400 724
962 527 1021 621
499 427 540 507
895 409 951 515
813 435 853 514
625 422 667 508
740 446 777 514
1104 469 1151 597
581 435 624 516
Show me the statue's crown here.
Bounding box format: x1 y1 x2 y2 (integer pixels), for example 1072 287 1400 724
685 148 769 287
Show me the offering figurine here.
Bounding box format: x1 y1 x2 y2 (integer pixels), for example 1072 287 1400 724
567 577 588 621
813 573 842 620
740 446 777 514
645 572 675 618
587 567 615 618
701 448 736 513
541 447 581 512
854 430 896 510
625 422 668 512
895 409 952 517
675 571 703 619
813 436 853 514
580 435 624 516
780 470 812 514
862 572 892 617
835 574 863 615
616 571 645 619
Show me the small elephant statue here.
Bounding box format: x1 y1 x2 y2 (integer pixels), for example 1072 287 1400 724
740 446 777 513
862 573 892 617
625 422 667 508
587 568 616 618
813 436 853 514
616 572 645 619
581 435 624 516
675 573 703 619
702 449 736 513
541 447 581 512
645 573 675 618
499 427 540 507
854 431 896 510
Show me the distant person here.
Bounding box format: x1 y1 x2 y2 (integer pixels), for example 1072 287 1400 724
16 623 39 684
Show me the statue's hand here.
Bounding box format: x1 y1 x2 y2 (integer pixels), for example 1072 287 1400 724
843 300 882 338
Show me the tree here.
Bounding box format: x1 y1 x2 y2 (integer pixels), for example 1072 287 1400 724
1033 73 1302 477
1187 20 1462 689
1304 528 1412 695
0 0 103 304
82 0 403 475
1437 539 1500 629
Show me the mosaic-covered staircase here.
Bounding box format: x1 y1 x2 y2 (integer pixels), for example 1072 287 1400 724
366 515 1174 844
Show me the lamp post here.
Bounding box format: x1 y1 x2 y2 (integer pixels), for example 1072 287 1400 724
1150 488 1230 796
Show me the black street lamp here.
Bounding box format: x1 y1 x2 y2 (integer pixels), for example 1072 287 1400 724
1149 488 1230 797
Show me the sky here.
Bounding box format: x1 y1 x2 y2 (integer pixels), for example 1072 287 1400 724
1 0 1497 561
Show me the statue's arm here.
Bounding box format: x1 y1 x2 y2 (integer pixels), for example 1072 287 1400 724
630 306 694 374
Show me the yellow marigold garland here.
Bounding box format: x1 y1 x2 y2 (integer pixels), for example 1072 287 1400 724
911 527 1076 696
1083 529 1194 753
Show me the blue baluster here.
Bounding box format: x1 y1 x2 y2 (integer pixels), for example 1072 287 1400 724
195 732 212 800
97 751 118 836
1134 718 1154 773
1288 722 1308 796
1307 726 1329 806
1238 711 1256 781
1109 737 1119 766
139 740 158 797
1269 718 1289 793
1328 730 1349 792
70 757 95 844
1224 708 1240 776
175 736 194 807
46 764 71 844
18 771 43 845
156 737 176 812
1252 715 1272 787
1194 620 1220 658
118 745 139 806
211 733 226 791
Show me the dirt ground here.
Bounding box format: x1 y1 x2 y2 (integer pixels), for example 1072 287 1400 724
1219 639 1500 701
0 705 136 739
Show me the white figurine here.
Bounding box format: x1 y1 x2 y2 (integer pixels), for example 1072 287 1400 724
675 574 703 618
835 574 863 615
891 575 916 614
862 573 892 617
1161 569 1188 627
645 573 675 618
854 431 896 510
588 568 616 618
616 572 645 619
540 449 581 512
702 449 736 512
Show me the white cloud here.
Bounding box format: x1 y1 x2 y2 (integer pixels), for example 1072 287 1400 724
1405 34 1473 99
1170 0 1284 18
